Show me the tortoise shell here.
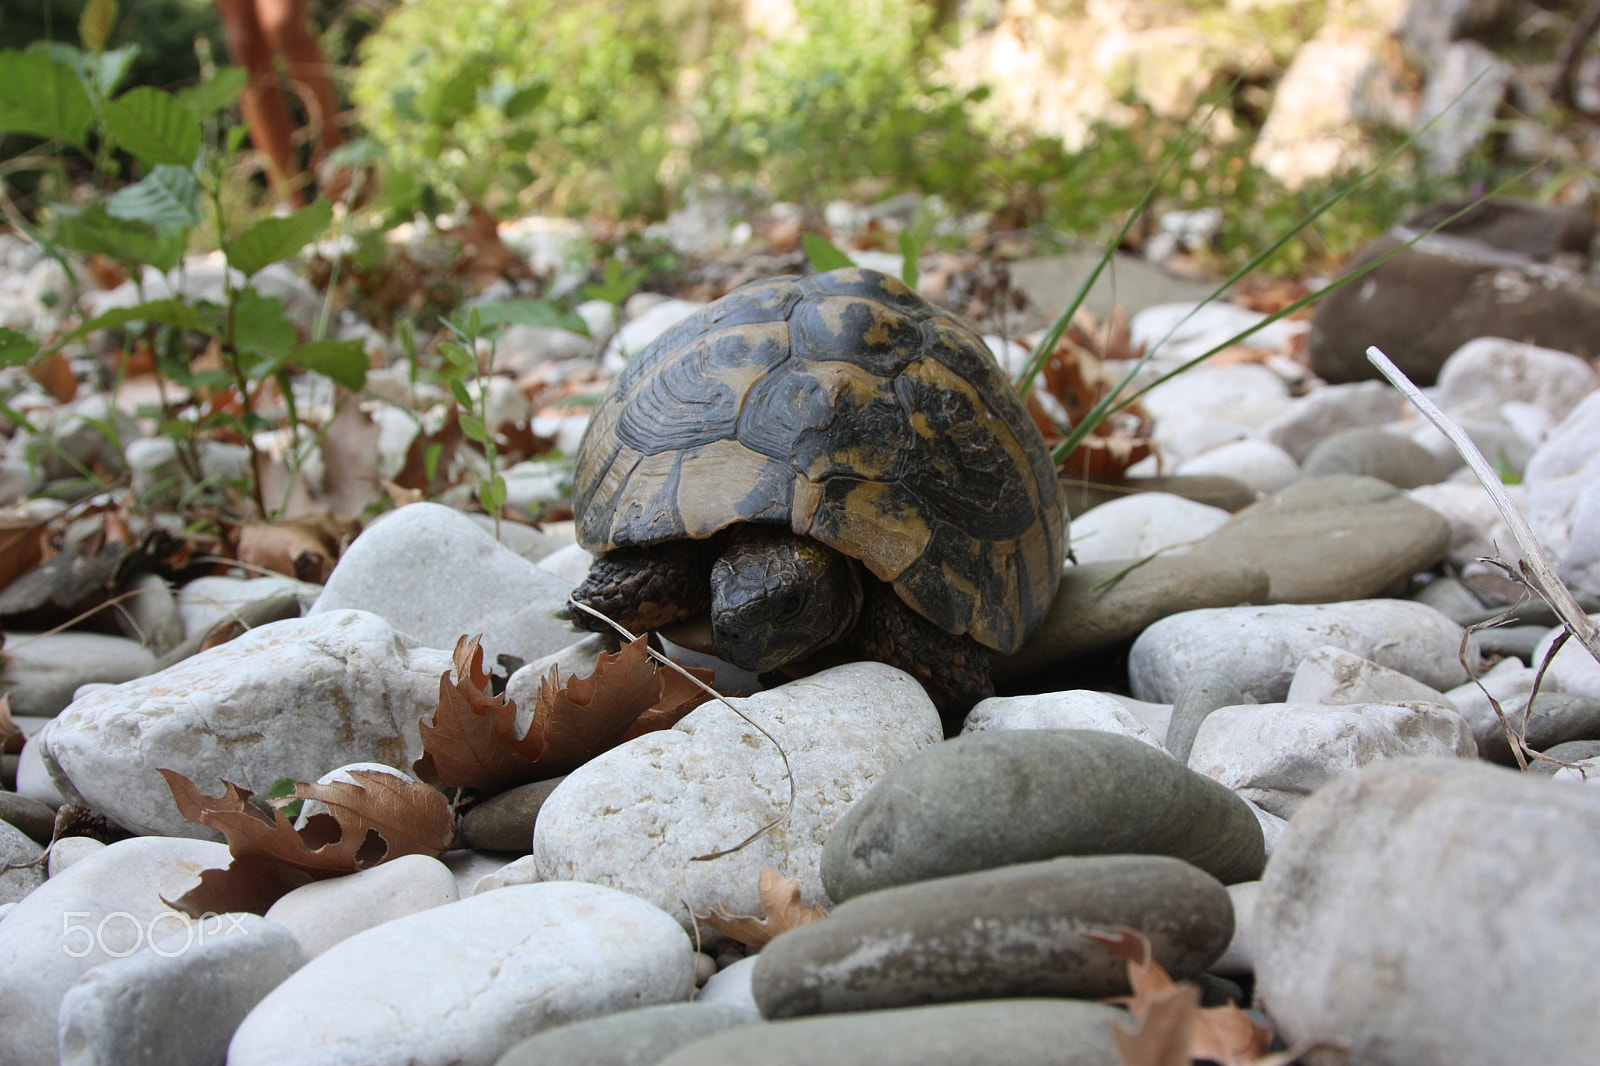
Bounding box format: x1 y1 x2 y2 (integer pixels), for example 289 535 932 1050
572 267 1066 654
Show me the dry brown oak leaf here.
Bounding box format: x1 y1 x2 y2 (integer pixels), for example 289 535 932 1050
0 693 22 755
704 868 830 948
1084 926 1274 1066
158 768 455 917
412 633 714 792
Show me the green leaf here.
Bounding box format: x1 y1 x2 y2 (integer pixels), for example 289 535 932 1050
51 204 185 271
0 48 94 147
470 298 589 335
439 341 477 372
459 412 489 445
75 298 204 336
174 66 248 119
104 86 203 166
447 377 473 409
290 338 368 390
32 41 137 98
803 232 855 273
226 200 333 277
107 164 201 234
231 288 296 358
479 473 507 514
0 328 36 367
79 0 117 54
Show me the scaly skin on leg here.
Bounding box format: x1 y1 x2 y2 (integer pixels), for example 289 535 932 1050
569 543 714 634
852 584 993 735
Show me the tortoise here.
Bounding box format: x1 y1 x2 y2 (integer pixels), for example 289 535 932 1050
568 266 1066 726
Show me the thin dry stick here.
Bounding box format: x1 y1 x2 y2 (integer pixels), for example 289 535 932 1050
1366 346 1600 665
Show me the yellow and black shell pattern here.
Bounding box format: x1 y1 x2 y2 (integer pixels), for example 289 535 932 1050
572 267 1066 655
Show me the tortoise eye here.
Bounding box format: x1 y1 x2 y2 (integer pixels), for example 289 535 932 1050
775 590 805 618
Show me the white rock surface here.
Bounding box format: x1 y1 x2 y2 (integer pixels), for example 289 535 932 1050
695 956 761 1019
1432 337 1599 423
1443 659 1542 740
1129 600 1480 704
1129 303 1308 368
1285 645 1458 710
0 631 157 718
15 734 66 808
536 542 597 585
57 914 304 1066
1258 380 1402 461
1212 880 1260 976
1187 701 1476 818
1533 618 1600 700
532 662 943 926
471 854 541 894
1137 364 1295 466
47 836 105 877
175 574 321 640
228 882 695 1066
36 610 451 838
309 502 578 663
0 835 232 1066
1174 438 1300 494
1525 391 1600 596
1067 492 1231 565
264 854 459 958
1255 758 1600 1066
441 850 514 898
1407 480 1526 570
961 690 1164 750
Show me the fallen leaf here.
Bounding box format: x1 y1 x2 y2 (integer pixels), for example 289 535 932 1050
413 634 715 790
159 768 455 916
0 694 24 755
1086 926 1275 1066
235 514 354 583
27 350 78 404
704 868 830 947
0 511 49 595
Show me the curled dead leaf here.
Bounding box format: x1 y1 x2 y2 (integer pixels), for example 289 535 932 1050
704 868 829 948
1084 926 1275 1066
413 633 715 791
158 767 455 916
235 514 355 583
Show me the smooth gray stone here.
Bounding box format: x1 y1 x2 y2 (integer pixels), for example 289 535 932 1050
996 555 1270 683
1471 624 1553 661
1255 758 1600 1066
821 730 1265 904
1412 577 1490 625
0 819 44 905
755 854 1232 1017
1529 740 1600 775
496 1004 753 1066
1166 672 1251 764
1475 690 1600 765
0 790 57 845
57 914 304 1066
1458 594 1600 629
462 777 564 853
1058 474 1257 518
1300 428 1451 489
1189 475 1451 604
656 999 1124 1066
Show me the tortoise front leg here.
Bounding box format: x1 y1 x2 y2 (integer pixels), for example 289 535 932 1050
568 542 715 634
852 585 993 735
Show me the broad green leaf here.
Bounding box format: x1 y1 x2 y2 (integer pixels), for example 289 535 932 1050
104 86 202 166
226 200 333 277
290 338 368 390
439 341 477 372
52 205 185 272
79 0 117 54
174 66 248 119
419 65 485 125
470 299 589 335
0 328 36 367
107 164 201 234
73 298 204 337
231 288 296 357
803 232 854 272
0 49 94 146
447 377 473 409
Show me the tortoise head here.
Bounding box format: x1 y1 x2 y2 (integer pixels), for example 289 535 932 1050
710 526 863 673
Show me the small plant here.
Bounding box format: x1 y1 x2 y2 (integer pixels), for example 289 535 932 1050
0 1 363 517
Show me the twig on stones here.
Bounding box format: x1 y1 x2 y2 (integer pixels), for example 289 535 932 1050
564 597 796 858
1366 346 1600 666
